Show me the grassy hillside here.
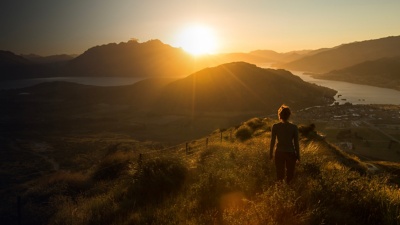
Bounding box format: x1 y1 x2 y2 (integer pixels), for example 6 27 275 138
4 117 399 225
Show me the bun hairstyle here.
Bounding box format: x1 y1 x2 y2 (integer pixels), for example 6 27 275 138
278 105 291 121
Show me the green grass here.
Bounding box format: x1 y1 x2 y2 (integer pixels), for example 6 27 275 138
8 118 400 225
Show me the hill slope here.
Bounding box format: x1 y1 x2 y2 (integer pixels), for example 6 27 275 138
278 36 400 73
314 56 400 91
4 117 399 225
156 62 336 112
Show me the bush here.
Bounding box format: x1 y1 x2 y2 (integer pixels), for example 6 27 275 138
125 156 187 206
245 117 264 130
91 151 133 181
235 124 253 141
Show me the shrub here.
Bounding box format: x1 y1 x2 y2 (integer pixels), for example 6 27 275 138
91 151 133 181
245 117 264 130
125 156 187 206
235 124 253 141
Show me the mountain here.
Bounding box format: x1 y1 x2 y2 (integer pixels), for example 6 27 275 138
0 51 42 80
64 39 329 79
278 36 400 73
6 35 399 81
155 62 336 112
249 49 325 64
314 56 400 91
0 50 31 66
65 39 290 78
0 51 71 80
65 39 198 77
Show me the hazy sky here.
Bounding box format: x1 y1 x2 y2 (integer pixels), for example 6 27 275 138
1 0 399 55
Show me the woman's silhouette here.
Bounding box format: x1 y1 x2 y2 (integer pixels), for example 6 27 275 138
269 105 300 183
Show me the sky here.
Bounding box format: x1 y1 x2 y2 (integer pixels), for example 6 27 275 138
1 0 399 56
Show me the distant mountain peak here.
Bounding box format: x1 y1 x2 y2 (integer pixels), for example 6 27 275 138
279 35 400 73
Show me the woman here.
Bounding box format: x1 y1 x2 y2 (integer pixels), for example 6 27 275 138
269 105 300 183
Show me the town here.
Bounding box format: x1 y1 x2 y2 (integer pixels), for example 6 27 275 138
294 103 400 162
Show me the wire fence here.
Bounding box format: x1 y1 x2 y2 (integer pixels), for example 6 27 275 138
135 129 234 165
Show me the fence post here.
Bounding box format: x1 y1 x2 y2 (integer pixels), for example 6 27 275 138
138 153 142 165
186 143 188 154
206 138 208 148
220 131 223 143
18 196 21 225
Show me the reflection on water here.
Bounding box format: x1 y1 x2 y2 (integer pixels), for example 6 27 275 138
0 77 146 90
291 71 400 105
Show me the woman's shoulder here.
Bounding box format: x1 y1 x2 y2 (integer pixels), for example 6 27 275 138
276 121 298 128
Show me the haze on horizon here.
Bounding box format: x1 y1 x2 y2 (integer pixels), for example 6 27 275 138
1 0 399 56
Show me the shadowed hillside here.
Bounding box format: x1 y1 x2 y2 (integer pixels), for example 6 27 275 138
156 62 336 112
278 35 400 73
314 56 400 91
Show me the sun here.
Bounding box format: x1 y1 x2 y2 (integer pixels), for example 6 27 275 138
175 25 217 56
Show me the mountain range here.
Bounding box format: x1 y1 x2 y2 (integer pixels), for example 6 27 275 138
1 35 400 91
278 36 400 73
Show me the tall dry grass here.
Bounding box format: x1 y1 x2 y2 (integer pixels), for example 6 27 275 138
18 117 400 225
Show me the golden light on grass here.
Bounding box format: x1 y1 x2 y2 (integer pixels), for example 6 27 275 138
175 25 218 56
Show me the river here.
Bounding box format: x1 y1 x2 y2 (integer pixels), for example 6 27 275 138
290 71 400 105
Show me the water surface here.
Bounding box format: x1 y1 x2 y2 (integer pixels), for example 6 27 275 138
291 71 400 105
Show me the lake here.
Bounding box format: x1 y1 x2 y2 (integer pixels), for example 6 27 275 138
0 77 146 90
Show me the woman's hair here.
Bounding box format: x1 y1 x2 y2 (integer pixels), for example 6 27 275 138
278 104 291 121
